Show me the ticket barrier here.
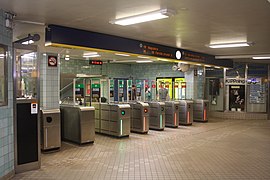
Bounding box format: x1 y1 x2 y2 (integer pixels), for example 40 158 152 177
129 101 149 134
165 101 180 128
60 105 95 144
148 101 165 130
93 103 130 137
178 100 193 125
41 109 61 150
193 99 209 122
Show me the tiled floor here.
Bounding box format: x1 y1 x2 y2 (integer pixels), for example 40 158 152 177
13 118 270 180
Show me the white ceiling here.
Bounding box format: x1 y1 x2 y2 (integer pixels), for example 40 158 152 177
1 0 270 62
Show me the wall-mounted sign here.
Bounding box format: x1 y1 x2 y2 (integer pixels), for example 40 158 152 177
31 103 38 114
45 25 233 68
225 78 245 85
48 56 57 67
89 60 103 65
247 78 261 85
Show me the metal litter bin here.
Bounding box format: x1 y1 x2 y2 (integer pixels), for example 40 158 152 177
41 109 61 150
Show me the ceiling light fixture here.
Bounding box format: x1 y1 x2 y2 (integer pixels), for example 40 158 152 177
0 54 5 58
110 9 175 26
252 56 270 60
14 34 40 44
115 53 130 57
208 42 251 48
136 60 153 63
138 55 149 59
22 40 34 45
214 66 221 69
83 52 100 58
83 54 100 58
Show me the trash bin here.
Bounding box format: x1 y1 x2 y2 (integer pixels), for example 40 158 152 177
41 109 61 150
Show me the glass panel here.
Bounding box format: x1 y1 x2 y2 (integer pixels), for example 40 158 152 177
16 51 38 98
0 45 7 106
205 67 224 111
226 62 245 78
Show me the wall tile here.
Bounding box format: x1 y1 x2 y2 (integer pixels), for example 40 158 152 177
0 9 14 178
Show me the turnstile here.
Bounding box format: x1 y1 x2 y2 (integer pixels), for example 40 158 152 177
165 101 180 128
148 101 165 130
178 100 193 125
41 109 61 150
193 99 209 122
129 101 149 133
60 105 95 144
94 103 130 137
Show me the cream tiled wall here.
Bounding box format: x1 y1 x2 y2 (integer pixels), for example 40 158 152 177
40 54 60 109
0 10 14 178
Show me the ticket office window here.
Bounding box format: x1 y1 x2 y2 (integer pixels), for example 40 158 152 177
0 45 7 106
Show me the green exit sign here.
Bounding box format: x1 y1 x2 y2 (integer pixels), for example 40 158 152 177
91 84 100 88
75 84 84 88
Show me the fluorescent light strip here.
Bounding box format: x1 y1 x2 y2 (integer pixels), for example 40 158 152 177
252 57 270 60
111 9 173 26
214 66 221 69
115 53 130 57
22 40 34 45
160 114 163 129
83 54 100 58
208 42 250 48
120 119 123 135
157 58 169 62
136 60 153 63
205 65 211 67
0 54 4 58
138 55 149 59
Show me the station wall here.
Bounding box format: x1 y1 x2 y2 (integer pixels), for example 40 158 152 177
0 10 14 179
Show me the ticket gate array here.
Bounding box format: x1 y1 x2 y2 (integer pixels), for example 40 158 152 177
129 101 149 134
93 103 130 137
178 100 193 126
165 101 180 128
60 105 95 144
148 101 165 130
193 100 209 122
40 109 61 150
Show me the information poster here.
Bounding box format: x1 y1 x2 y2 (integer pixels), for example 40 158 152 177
229 85 245 111
249 84 265 104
